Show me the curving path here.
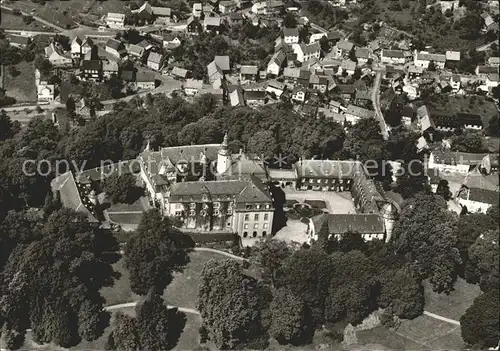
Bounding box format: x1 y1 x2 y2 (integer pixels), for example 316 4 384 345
371 70 389 140
104 302 200 315
193 247 248 261
423 311 460 326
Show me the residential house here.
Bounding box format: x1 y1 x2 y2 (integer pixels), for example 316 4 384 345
414 51 446 69
265 81 285 98
203 3 215 16
344 104 375 124
333 40 354 58
251 1 267 14
354 89 372 106
151 6 172 24
136 71 156 90
230 88 245 106
127 44 145 59
71 36 83 59
416 136 428 153
481 12 499 32
283 67 310 87
147 52 163 70
340 59 356 76
137 39 154 51
355 47 370 65
267 0 284 14
102 59 119 79
309 74 328 93
203 17 222 34
458 187 498 214
259 70 267 80
228 12 246 26
475 65 499 77
416 105 435 135
336 84 356 101
450 74 461 92
37 84 55 103
186 16 202 34
171 67 188 80
184 79 204 96
407 65 424 79
267 50 286 76
291 86 306 103
329 100 342 113
162 33 182 49
401 105 414 125
403 85 419 100
326 31 343 44
193 3 203 17
485 73 499 89
214 56 230 73
45 43 72 66
81 60 103 81
9 35 30 49
245 90 267 106
122 67 136 83
207 61 224 83
240 65 259 82
283 27 300 44
293 42 321 63
309 33 327 43
133 2 154 22
105 38 124 58
106 12 125 29
380 49 405 65
219 0 237 14
487 56 500 66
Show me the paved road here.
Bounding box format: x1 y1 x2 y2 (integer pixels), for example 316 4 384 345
3 29 56 36
310 22 328 34
371 70 389 140
423 311 460 326
104 302 200 315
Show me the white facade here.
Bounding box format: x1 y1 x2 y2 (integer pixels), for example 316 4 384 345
37 85 55 103
427 153 470 174
266 62 281 76
458 198 492 214
193 3 202 17
265 84 284 98
380 50 405 65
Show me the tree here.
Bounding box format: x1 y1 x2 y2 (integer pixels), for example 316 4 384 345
427 60 436 71
460 289 499 349
247 130 278 160
253 238 291 286
391 194 461 293
124 209 191 295
282 13 298 28
197 259 268 349
8 65 19 77
0 110 15 141
34 55 53 75
379 265 424 319
269 288 313 345
386 126 420 162
435 179 452 200
467 230 499 292
136 291 186 350
106 313 140 351
276 248 332 327
66 96 76 114
103 173 142 204
0 209 119 348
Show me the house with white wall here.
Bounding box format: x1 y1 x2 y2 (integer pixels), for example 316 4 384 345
106 12 125 29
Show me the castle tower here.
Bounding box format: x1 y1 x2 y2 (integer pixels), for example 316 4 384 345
217 133 231 175
380 202 397 242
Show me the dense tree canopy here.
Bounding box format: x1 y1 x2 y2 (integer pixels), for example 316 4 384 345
450 130 487 153
197 259 269 349
103 173 143 204
391 194 461 293
253 238 291 286
467 230 499 292
460 289 499 349
124 209 191 295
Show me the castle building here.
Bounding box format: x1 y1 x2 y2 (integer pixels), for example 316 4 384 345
138 135 275 246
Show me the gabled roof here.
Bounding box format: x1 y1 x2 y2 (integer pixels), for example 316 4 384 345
81 60 102 70
127 44 144 56
295 159 365 179
302 42 321 54
463 187 499 205
103 59 118 72
431 151 494 166
269 50 286 66
240 65 259 75
336 40 353 51
445 51 461 61
171 66 188 78
207 61 223 78
230 88 245 106
327 31 343 41
136 71 155 82
416 52 446 62
151 6 171 16
214 56 230 71
147 52 163 64
204 16 221 26
341 59 356 71
382 49 405 58
185 78 203 89
245 90 266 100
106 38 122 51
355 47 370 59
312 213 385 235
345 104 374 119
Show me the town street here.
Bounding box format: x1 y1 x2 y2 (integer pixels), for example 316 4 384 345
371 69 389 139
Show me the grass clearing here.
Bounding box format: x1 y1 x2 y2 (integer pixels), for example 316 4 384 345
423 277 481 321
0 11 54 31
3 60 36 103
87 1 129 17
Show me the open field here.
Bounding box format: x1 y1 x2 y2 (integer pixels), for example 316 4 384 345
2 61 36 103
3 0 94 29
0 10 54 31
87 1 129 17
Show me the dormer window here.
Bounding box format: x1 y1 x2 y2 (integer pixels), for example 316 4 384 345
256 204 261 209
246 204 252 210
202 194 208 201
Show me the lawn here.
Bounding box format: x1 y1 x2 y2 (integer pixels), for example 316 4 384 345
86 1 129 17
2 60 36 103
5 0 94 29
426 94 499 129
423 277 481 321
0 11 54 31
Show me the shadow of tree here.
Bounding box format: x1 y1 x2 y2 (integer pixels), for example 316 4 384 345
166 308 187 350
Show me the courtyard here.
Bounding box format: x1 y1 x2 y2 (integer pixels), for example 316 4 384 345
283 187 357 214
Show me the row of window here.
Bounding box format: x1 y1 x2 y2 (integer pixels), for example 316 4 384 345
245 204 271 210
303 178 352 183
244 213 269 221
242 231 267 238
244 223 269 230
